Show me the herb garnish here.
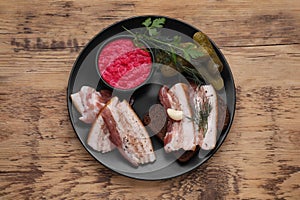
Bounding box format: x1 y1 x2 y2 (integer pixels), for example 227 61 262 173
123 17 203 62
186 95 212 136
123 17 205 85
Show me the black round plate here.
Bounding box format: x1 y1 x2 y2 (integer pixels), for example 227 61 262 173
67 16 236 180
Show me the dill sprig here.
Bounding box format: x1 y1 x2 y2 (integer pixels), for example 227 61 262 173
186 98 212 137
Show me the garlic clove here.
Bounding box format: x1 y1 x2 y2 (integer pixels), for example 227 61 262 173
167 108 183 121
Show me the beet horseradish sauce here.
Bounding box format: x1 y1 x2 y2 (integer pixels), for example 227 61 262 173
97 38 152 90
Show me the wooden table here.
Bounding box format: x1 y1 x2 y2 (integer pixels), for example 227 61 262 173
1 0 299 199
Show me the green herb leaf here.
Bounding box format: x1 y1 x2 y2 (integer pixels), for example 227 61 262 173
183 51 191 62
148 28 158 36
151 18 166 28
142 18 152 27
143 18 166 36
173 35 181 45
185 44 203 59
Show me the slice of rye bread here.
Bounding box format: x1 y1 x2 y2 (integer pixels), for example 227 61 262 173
143 98 230 163
142 104 200 163
218 96 230 132
143 104 168 140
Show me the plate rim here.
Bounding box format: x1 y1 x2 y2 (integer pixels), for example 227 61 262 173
67 15 236 180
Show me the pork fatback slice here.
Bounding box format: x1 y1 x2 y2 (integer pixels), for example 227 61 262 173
164 83 197 152
70 86 111 123
196 85 218 150
101 97 156 166
86 114 115 153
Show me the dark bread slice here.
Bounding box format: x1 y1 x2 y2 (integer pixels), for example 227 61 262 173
173 147 200 163
143 104 199 163
218 96 230 132
143 104 167 140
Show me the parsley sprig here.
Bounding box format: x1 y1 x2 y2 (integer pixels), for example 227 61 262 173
142 17 165 36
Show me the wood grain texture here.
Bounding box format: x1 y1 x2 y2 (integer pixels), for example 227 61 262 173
0 0 299 199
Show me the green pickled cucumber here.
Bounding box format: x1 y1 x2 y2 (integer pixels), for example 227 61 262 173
193 31 223 72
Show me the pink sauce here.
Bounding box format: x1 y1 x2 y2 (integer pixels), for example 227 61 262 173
98 38 152 90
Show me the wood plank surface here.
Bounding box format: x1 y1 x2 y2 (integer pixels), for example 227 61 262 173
0 0 299 199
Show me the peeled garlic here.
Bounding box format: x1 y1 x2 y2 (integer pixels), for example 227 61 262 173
167 108 183 121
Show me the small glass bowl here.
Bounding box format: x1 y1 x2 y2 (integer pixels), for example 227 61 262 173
95 34 155 93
